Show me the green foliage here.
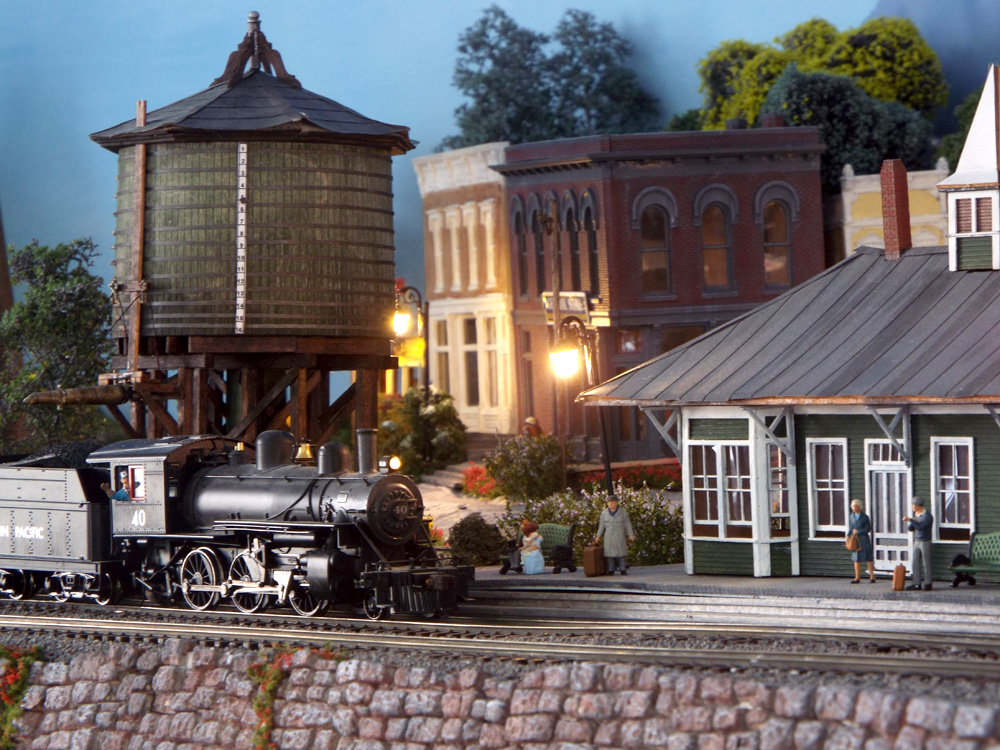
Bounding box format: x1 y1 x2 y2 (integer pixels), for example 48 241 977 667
0 645 43 750
447 512 506 566
697 39 766 129
0 239 115 455
937 88 982 172
499 480 684 567
665 109 703 132
696 16 946 162
248 648 293 750
761 66 931 191
824 17 948 120
378 387 466 480
441 5 658 149
483 433 565 503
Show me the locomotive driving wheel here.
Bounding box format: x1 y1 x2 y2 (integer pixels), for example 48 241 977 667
229 553 268 614
180 548 221 611
288 584 328 617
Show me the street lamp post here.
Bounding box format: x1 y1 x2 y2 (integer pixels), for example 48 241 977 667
394 285 430 463
549 315 614 495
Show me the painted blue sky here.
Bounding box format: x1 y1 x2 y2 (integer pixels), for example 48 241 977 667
1 1 879 289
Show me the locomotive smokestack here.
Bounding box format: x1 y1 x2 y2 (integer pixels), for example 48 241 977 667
356 428 378 474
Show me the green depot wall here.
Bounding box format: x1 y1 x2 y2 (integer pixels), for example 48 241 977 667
794 413 999 580
691 540 754 575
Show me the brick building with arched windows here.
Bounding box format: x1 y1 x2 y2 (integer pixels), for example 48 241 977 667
415 120 827 462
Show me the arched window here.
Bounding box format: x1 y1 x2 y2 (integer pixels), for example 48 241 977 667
584 207 599 297
567 207 581 291
640 205 672 294
702 204 733 291
531 210 545 298
763 200 791 287
514 211 529 296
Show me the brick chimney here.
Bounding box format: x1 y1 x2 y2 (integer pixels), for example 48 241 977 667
880 159 912 260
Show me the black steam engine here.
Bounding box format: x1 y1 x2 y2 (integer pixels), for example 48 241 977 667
0 430 473 619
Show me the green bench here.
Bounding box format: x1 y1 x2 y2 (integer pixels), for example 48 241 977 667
948 530 1000 587
499 523 577 574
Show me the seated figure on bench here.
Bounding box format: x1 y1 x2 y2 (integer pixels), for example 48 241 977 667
519 521 545 575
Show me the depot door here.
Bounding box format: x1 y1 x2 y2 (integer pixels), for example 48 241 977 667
866 442 910 572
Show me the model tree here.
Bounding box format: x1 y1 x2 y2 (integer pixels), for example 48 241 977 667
698 16 948 129
0 239 114 454
760 66 932 191
440 6 659 149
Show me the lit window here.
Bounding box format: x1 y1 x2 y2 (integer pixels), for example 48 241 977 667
763 201 791 287
640 205 672 294
702 204 733 291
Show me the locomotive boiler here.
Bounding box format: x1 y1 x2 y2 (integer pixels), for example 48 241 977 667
0 429 473 619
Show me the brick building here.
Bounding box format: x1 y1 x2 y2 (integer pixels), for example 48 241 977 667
494 121 826 461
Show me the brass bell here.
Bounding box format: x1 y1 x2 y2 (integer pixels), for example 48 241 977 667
294 441 314 462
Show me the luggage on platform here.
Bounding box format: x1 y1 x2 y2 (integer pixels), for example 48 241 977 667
583 543 606 577
892 564 906 591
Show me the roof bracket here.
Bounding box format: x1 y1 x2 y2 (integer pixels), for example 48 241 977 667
642 408 682 458
867 405 911 466
985 404 1000 432
743 406 796 463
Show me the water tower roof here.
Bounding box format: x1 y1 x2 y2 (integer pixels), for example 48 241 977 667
91 12 415 155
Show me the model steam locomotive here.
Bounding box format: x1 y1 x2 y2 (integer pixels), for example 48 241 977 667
0 429 473 619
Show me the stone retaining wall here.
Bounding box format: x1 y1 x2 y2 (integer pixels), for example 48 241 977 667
15 640 1000 749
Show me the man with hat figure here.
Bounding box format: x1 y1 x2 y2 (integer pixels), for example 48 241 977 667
595 495 635 575
903 496 934 590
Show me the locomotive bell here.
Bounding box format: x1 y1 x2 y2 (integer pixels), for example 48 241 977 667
294 441 314 463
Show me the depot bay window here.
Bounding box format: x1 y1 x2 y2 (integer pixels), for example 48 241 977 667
689 442 752 539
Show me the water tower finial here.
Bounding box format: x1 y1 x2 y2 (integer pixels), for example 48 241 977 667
213 11 300 88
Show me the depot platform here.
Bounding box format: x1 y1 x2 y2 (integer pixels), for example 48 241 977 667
468 562 1000 605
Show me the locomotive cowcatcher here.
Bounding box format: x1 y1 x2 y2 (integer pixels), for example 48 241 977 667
0 429 473 619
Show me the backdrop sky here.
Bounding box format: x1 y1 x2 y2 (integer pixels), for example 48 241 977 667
1 1 879 290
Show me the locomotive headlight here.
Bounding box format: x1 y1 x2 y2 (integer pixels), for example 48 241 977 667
378 455 403 473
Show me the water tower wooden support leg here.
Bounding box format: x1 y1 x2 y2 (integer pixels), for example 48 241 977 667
355 368 379 430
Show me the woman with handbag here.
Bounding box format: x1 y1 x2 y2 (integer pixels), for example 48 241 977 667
847 499 876 583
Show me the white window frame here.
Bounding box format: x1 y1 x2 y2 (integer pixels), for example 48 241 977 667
930 437 974 539
767 442 791 530
688 440 753 538
806 438 850 537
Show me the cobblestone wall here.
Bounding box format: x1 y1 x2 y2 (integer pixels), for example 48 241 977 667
15 639 1000 750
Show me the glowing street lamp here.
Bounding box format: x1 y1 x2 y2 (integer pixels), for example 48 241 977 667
549 315 614 494
394 285 430 462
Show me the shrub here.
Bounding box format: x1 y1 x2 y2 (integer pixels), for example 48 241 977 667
483 434 565 502
378 387 466 480
447 513 506 566
499 480 683 567
461 463 501 497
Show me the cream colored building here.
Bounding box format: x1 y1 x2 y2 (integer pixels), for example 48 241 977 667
412 143 517 434
826 159 950 262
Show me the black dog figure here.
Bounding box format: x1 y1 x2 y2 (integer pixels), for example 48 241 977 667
950 553 977 587
498 538 522 575
550 544 577 574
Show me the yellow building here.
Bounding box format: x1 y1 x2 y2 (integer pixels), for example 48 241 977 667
825 158 950 264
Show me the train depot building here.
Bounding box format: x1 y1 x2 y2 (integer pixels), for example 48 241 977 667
581 67 1000 580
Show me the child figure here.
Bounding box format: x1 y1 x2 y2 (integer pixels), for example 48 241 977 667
519 521 545 575
595 495 635 575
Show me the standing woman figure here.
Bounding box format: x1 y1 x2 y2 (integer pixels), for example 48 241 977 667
848 499 876 583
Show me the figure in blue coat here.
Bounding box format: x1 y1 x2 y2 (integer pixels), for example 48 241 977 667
847 498 875 583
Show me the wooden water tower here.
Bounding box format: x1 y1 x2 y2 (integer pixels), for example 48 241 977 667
88 12 414 443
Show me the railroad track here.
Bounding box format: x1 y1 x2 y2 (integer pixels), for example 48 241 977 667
0 591 997 680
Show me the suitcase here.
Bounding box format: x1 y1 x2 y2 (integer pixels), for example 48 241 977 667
892 563 906 591
583 544 606 577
